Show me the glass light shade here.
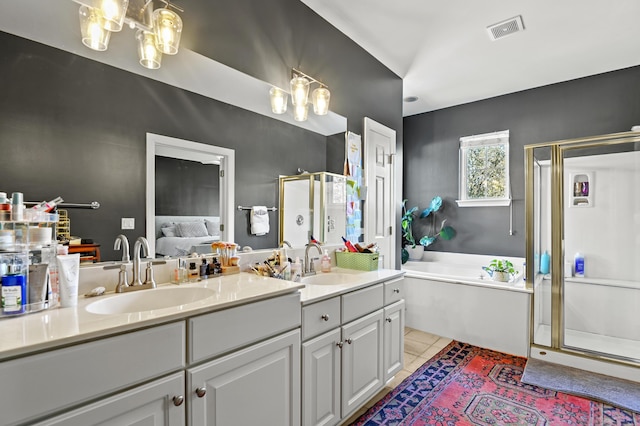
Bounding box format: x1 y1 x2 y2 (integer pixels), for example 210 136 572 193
294 102 309 122
290 76 309 106
269 87 288 114
79 6 111 52
312 87 330 115
136 30 162 69
153 8 182 55
99 0 128 32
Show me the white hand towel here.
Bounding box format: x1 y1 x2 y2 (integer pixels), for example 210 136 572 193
250 206 270 236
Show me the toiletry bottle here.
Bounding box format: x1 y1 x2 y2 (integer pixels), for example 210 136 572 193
2 264 27 314
540 251 550 274
0 192 11 221
321 249 332 272
342 236 358 253
291 257 302 282
10 192 24 221
574 252 585 277
200 258 208 279
188 262 199 282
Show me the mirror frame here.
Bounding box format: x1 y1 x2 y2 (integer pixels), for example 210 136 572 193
146 133 235 257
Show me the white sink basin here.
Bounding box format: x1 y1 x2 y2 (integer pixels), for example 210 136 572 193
301 272 363 286
86 287 216 315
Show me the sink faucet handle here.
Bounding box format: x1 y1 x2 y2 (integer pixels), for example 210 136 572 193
144 262 156 288
116 264 129 293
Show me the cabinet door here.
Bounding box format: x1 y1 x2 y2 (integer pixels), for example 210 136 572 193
302 328 341 426
34 373 185 426
384 300 405 382
341 310 384 417
188 330 300 426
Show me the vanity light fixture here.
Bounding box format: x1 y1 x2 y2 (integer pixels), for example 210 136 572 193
270 68 331 121
74 0 183 70
269 87 288 114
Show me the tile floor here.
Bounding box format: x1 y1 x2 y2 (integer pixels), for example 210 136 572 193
342 327 453 425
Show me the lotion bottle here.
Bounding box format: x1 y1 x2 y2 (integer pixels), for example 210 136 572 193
574 252 585 277
321 250 332 273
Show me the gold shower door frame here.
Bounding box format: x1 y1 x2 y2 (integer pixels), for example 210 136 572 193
525 131 640 367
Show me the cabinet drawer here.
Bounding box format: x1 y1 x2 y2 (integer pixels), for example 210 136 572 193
302 297 341 341
0 321 185 426
342 283 383 323
384 277 405 305
189 292 301 364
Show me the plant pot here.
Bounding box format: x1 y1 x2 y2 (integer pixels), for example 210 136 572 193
492 271 510 282
405 245 424 261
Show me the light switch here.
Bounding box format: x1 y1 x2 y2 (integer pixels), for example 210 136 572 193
121 218 135 230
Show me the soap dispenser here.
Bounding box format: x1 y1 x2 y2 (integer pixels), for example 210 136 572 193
321 250 332 273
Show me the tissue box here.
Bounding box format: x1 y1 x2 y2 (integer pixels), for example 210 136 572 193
335 251 379 271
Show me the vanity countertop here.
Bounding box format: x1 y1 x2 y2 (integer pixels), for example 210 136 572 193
299 268 405 305
0 273 304 361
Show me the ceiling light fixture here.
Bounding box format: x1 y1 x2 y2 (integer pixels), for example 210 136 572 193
269 68 331 121
73 0 183 70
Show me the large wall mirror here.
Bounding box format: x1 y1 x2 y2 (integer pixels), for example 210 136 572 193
146 133 235 258
1 0 347 262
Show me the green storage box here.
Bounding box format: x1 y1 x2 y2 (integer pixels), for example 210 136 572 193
335 251 379 271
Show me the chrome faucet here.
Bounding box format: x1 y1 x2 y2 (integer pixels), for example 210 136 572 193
304 242 322 275
131 236 151 287
280 240 292 248
114 234 130 263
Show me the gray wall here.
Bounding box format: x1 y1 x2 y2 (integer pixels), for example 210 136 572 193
403 65 640 257
0 0 402 261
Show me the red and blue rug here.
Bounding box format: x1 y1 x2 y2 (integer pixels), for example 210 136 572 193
350 341 640 425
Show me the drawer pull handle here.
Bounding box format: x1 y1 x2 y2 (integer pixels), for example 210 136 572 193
386 317 392 323
321 314 330 321
336 341 344 348
172 396 185 406
393 288 400 293
345 338 353 345
195 387 207 398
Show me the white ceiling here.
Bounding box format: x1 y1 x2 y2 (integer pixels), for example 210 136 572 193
301 0 640 117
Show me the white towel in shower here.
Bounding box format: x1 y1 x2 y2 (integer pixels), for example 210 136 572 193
250 206 270 236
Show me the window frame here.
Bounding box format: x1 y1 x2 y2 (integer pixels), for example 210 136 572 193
456 130 511 207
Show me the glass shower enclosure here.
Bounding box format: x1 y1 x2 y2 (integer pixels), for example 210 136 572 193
525 131 640 373
279 172 346 247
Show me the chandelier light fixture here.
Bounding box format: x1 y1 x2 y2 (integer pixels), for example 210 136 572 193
73 0 183 70
269 68 331 121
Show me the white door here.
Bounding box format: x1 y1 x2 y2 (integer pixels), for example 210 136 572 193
363 118 396 269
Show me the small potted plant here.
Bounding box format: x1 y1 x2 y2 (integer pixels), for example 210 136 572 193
482 259 518 282
402 197 456 263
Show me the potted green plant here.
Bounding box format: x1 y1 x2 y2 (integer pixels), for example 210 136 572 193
402 197 456 263
482 259 518 282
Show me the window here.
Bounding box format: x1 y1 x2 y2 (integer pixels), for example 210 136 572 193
457 130 511 207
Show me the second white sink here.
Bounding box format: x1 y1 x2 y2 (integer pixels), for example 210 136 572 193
86 286 216 315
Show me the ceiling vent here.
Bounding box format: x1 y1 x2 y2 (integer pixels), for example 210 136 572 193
487 15 524 41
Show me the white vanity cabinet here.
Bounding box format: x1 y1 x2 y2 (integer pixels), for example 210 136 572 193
186 292 301 426
301 277 405 426
32 373 186 426
2 291 302 426
2 321 186 426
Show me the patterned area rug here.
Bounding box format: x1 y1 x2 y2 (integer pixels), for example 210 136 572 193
350 341 640 425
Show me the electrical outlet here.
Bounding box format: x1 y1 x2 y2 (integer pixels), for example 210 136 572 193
121 218 135 230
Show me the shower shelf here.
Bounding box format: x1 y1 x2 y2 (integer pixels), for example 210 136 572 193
569 172 593 208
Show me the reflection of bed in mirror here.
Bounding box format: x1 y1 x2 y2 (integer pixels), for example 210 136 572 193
155 215 220 257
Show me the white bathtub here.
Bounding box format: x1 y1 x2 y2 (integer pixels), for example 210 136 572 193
402 252 531 357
